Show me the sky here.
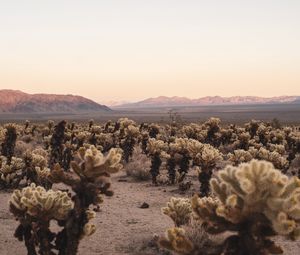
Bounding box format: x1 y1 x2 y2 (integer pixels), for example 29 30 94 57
0 0 300 103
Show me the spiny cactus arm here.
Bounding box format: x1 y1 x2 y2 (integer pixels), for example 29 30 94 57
191 195 236 234
265 177 300 239
162 197 192 227
74 147 122 179
48 163 78 186
159 228 194 255
9 183 74 221
217 167 246 198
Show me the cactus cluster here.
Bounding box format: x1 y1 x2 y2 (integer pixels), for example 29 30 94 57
10 183 73 220
162 197 192 227
160 160 300 255
0 117 298 255
9 145 122 255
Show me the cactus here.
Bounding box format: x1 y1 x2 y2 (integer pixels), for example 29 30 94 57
10 145 122 255
147 138 168 184
162 197 192 227
0 156 24 189
48 145 122 254
1 124 17 164
120 125 140 163
159 228 194 255
188 141 222 197
9 183 74 255
228 149 254 166
163 160 300 255
205 117 221 146
49 120 66 167
257 147 289 171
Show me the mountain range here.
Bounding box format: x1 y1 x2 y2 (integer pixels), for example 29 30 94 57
1 90 299 113
114 95 300 108
0 90 110 113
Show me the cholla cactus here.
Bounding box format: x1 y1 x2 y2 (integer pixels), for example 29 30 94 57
204 117 221 145
75 131 90 148
47 145 122 254
31 152 48 169
228 149 254 166
118 117 136 130
141 131 150 154
162 197 192 227
268 144 286 155
96 133 114 153
18 150 52 188
257 147 289 171
120 124 140 162
219 128 234 145
159 228 194 255
167 138 191 183
147 138 168 184
188 142 222 197
182 124 202 140
148 123 160 138
147 138 168 156
24 119 30 132
10 145 122 255
237 132 251 150
286 131 300 163
1 123 17 164
189 160 300 255
0 156 25 189
9 183 73 255
88 119 94 129
48 120 54 130
49 120 66 167
10 183 73 220
169 138 191 182
0 126 6 142
257 124 271 145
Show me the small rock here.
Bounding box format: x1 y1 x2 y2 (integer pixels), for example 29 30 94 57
140 202 150 209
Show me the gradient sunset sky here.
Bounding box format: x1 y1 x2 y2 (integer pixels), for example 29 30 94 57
0 1 299 103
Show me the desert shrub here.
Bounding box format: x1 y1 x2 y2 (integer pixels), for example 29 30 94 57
125 147 151 181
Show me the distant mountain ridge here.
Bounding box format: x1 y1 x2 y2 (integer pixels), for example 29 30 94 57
0 90 111 113
115 95 300 108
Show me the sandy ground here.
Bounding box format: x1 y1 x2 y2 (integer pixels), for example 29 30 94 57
0 172 300 255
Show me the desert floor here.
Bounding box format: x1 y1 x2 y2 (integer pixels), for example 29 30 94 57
0 171 300 255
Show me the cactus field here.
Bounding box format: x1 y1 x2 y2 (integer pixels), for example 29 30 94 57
0 118 300 255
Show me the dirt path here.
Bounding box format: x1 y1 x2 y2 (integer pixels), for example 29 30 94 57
0 172 299 255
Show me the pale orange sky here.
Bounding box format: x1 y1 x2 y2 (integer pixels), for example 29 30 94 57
0 1 299 103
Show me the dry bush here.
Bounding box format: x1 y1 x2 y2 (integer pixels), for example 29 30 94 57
125 147 151 181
